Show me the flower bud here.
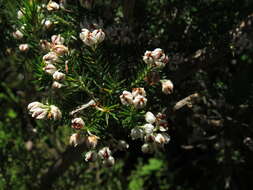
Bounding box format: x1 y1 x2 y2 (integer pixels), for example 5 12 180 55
85 151 97 162
160 79 173 94
47 1 60 11
92 29 105 44
142 124 154 134
130 127 144 140
51 34 64 45
17 10 24 19
71 118 84 130
98 147 111 160
133 95 147 109
79 29 96 47
145 111 156 124
69 133 84 147
52 81 63 88
154 133 170 145
86 135 99 149
40 40 51 51
13 30 24 39
43 52 58 64
43 20 53 29
102 156 115 167
31 107 48 119
53 71 65 81
19 44 29 52
132 88 146 97
43 64 57 75
52 44 68 55
143 51 153 65
120 90 133 105
141 143 153 154
49 105 62 120
27 101 44 110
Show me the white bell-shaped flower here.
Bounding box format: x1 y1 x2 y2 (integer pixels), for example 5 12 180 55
120 90 133 105
53 71 65 81
161 79 173 94
133 95 147 109
71 118 85 130
145 111 156 124
85 151 97 162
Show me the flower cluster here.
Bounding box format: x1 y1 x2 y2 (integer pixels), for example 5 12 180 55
131 111 170 153
143 48 169 68
84 147 115 166
79 28 105 47
42 34 68 88
27 102 62 120
120 88 147 109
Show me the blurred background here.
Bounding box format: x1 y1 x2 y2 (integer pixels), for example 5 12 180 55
1 0 253 189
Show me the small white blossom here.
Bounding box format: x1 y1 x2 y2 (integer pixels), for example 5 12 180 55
161 79 173 94
142 124 155 134
141 143 153 154
31 107 48 119
52 44 68 55
51 34 64 45
43 19 53 29
102 156 115 167
98 147 111 160
133 95 147 109
120 90 133 105
53 71 65 81
130 127 144 140
17 10 24 19
132 88 146 97
43 52 58 64
85 151 97 162
47 1 60 11
143 51 153 65
85 135 99 149
71 118 85 130
154 133 170 145
145 112 156 124
52 81 63 88
143 48 168 68
27 102 44 110
69 133 84 147
19 44 29 52
13 30 23 39
92 29 105 44
44 64 57 75
49 105 62 120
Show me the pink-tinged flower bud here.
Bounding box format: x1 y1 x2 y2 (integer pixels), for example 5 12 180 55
43 20 53 29
40 40 51 51
85 151 97 162
130 127 144 140
141 143 153 154
71 118 84 130
120 90 133 105
51 34 64 45
145 111 156 124
98 147 111 160
13 30 24 39
79 29 96 47
133 95 147 109
142 124 154 134
160 79 173 94
102 156 115 167
143 51 153 65
53 71 65 81
19 44 29 52
92 29 105 44
154 133 170 145
132 87 146 97
17 10 24 19
85 135 99 149
47 1 60 11
52 81 63 89
69 133 84 147
43 64 57 75
48 105 62 120
117 140 129 151
52 44 68 55
43 52 58 64
27 101 44 110
31 107 48 119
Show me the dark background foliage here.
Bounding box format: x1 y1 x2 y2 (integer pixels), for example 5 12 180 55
1 0 253 189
